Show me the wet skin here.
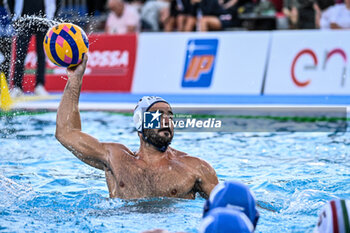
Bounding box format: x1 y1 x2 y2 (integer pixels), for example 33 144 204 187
55 55 218 199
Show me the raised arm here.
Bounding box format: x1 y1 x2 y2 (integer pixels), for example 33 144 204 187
55 55 108 170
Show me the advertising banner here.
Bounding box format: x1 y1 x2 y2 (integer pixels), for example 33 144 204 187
22 34 137 92
132 32 270 94
264 30 350 95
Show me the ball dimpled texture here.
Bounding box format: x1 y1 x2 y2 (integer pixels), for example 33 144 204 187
43 23 89 68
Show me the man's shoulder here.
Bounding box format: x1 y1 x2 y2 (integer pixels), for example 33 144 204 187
125 4 139 15
328 4 345 13
169 147 187 156
103 142 135 158
169 148 211 167
169 147 194 160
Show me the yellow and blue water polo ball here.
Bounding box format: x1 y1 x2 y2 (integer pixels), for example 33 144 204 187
43 23 89 68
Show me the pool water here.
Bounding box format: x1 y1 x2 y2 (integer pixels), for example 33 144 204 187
1 111 350 232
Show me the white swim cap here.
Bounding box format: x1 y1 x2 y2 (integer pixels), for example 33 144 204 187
133 96 168 132
314 199 350 233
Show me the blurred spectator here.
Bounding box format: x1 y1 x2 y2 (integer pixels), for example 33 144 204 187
315 0 335 10
254 0 276 15
197 0 249 31
194 0 224 31
7 0 58 97
282 0 298 27
87 0 107 16
320 0 350 29
164 0 197 31
249 0 276 30
314 199 350 233
105 0 140 34
283 0 315 29
0 0 13 80
199 208 254 233
314 0 335 28
296 0 315 29
269 0 283 11
224 0 254 26
125 0 145 13
272 0 290 29
141 0 170 31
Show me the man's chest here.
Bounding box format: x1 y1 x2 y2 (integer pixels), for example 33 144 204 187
110 161 199 199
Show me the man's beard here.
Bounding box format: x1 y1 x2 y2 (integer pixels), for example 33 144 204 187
143 128 173 150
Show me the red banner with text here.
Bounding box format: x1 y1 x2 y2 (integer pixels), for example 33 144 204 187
23 34 137 92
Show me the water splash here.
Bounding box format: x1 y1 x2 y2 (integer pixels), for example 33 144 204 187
8 15 98 86
13 15 65 33
0 174 34 209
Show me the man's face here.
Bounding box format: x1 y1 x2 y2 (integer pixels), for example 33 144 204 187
108 0 124 16
143 102 174 148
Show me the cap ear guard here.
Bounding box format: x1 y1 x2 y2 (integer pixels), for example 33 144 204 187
133 108 143 132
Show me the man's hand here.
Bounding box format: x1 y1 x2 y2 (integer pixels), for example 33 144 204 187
66 54 88 80
330 23 342 29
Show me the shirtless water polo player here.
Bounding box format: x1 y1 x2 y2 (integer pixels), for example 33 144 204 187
55 55 218 199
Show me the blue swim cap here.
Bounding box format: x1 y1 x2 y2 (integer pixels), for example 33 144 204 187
203 181 259 229
133 96 169 132
199 208 254 233
314 199 350 233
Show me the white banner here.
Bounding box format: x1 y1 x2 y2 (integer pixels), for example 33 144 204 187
265 30 350 95
132 32 270 94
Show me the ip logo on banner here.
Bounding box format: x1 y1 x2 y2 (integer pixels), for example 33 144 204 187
182 39 218 87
